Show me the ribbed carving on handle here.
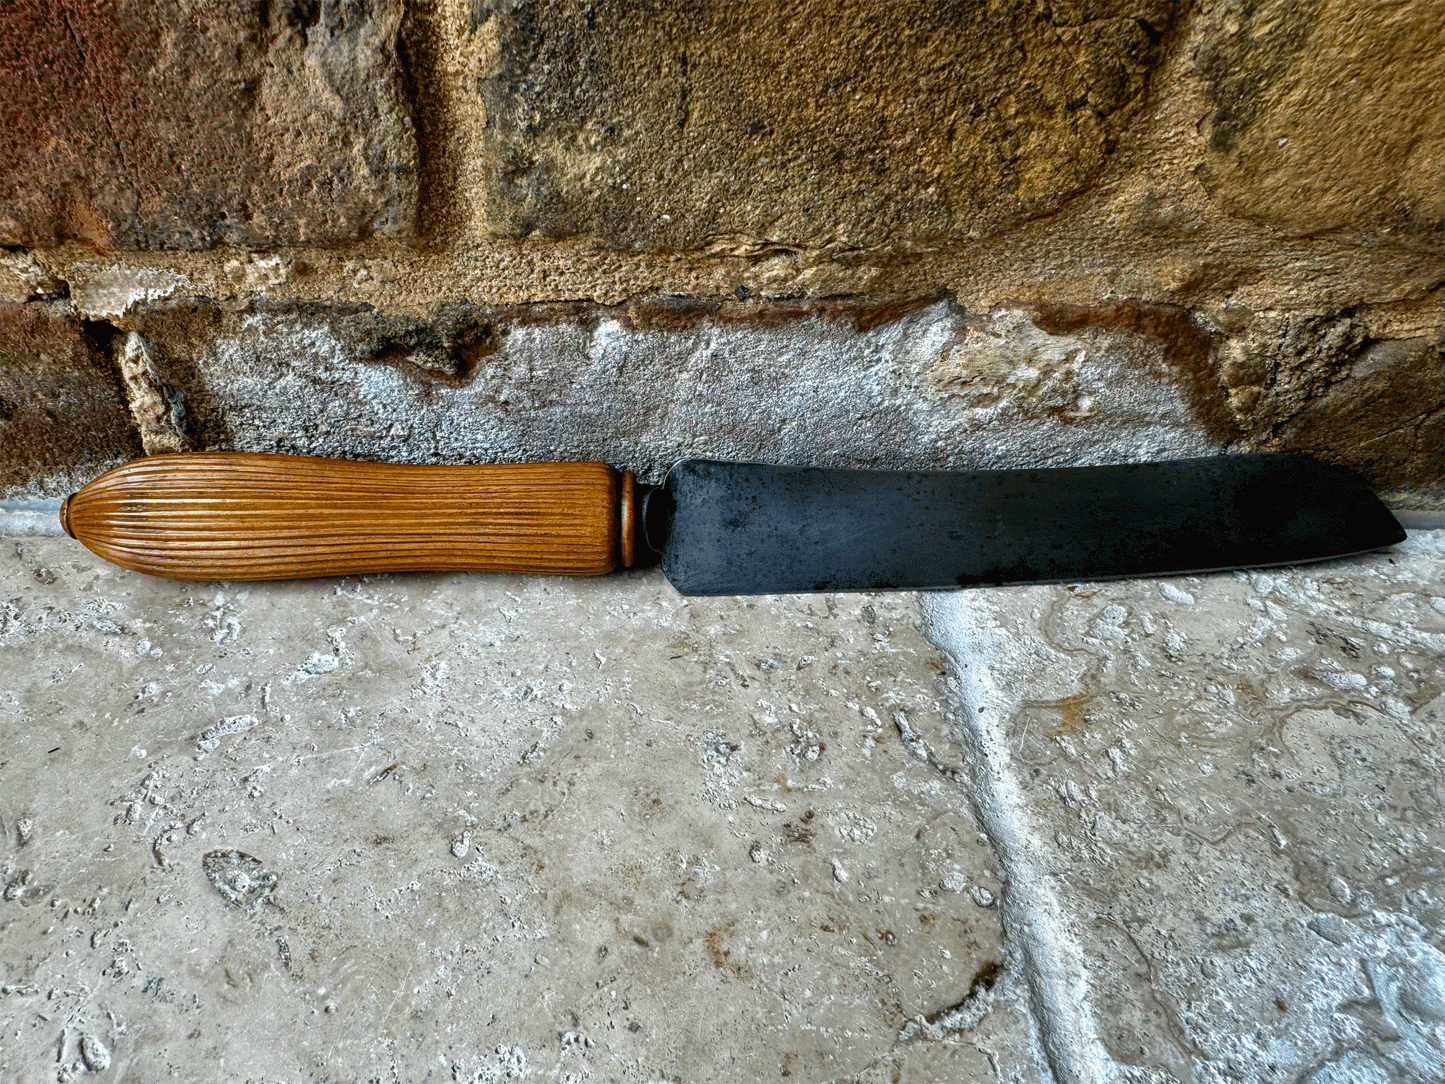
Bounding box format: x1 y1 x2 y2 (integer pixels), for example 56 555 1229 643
62 453 631 581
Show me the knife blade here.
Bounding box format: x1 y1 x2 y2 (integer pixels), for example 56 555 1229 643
651 454 1406 594
60 451 1404 592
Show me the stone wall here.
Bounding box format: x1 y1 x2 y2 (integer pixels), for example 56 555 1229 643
2 0 1442 503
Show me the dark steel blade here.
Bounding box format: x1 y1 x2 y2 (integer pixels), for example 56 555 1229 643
645 453 1406 596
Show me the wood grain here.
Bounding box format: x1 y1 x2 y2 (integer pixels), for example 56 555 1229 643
62 452 637 581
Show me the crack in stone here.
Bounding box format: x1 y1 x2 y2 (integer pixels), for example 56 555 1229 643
890 708 964 784
922 591 1115 1084
897 959 1005 1043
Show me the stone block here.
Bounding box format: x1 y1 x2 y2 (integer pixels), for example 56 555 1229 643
0 0 416 249
1212 308 1445 496
122 294 1225 481
0 542 1041 1081
925 530 1445 1081
19 291 1436 503
1273 335 1445 495
0 303 140 497
1197 0 1445 247
472 0 1174 250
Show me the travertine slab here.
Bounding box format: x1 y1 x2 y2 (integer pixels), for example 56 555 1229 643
924 531 1445 1084
0 540 1039 1082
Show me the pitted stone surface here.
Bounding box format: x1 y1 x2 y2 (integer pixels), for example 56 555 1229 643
1196 0 1445 248
1211 310 1445 495
0 540 1040 1082
924 531 1445 1083
471 0 1174 250
6 291 1440 503
0 0 416 249
122 297 1223 486
0 291 1432 505
0 251 66 304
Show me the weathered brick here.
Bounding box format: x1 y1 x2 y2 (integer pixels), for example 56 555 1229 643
0 303 141 495
0 0 416 250
472 0 1174 251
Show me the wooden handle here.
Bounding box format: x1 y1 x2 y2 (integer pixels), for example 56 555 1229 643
61 452 642 581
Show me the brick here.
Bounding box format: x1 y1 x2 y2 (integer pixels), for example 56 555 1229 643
0 0 416 250
0 303 141 496
472 0 1174 250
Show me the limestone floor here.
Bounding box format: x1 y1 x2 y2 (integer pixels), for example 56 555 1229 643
1 528 1442 1083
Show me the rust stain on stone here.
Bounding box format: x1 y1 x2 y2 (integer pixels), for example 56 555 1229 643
1043 690 1095 738
1030 298 1240 444
921 959 1004 1029
618 290 947 335
620 296 725 334
703 922 753 979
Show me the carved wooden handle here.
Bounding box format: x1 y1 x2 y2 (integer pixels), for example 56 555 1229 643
61 452 643 581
